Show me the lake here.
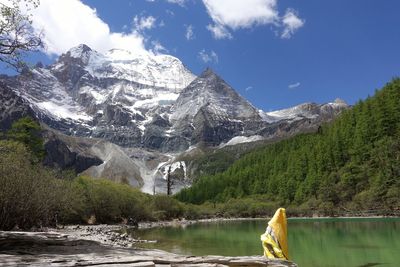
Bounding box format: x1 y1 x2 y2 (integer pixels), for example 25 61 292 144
132 217 400 267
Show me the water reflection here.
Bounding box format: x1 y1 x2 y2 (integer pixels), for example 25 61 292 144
356 263 384 267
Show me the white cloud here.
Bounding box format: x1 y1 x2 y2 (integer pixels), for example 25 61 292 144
202 0 304 40
203 0 278 39
198 49 218 64
151 40 168 54
288 82 301 89
166 0 186 6
185 24 195 40
281 9 305 39
245 86 253 92
203 0 278 29
133 15 157 32
29 0 154 56
146 0 185 5
206 23 232 40
166 9 175 16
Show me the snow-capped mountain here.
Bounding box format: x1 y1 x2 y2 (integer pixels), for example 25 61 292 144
8 44 197 149
0 44 349 193
171 68 260 122
169 68 265 146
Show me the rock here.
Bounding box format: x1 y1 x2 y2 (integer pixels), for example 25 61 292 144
127 218 139 228
42 130 103 172
0 82 35 131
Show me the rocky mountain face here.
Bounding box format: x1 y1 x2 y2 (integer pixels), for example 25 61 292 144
0 44 349 193
170 68 263 147
3 44 196 148
0 81 35 131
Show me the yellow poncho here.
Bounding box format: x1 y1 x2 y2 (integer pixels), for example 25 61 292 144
260 208 289 260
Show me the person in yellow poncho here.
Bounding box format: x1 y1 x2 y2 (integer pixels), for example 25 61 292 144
260 208 289 260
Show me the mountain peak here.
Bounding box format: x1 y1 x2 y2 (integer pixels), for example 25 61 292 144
55 44 97 66
200 67 218 79
67 44 93 58
334 98 347 105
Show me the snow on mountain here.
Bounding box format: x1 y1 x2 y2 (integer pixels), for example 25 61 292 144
62 44 195 103
260 99 349 123
11 44 196 136
263 103 319 123
60 44 195 91
18 68 93 123
36 101 92 122
170 68 260 123
219 135 264 148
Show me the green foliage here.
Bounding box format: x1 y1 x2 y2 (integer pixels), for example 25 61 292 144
218 196 278 218
176 79 400 215
0 140 64 230
67 176 152 224
193 150 237 178
7 117 45 161
151 195 185 220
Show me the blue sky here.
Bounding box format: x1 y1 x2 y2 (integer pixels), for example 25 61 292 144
4 0 400 111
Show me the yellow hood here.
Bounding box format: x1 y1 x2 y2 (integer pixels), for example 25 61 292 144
268 208 288 259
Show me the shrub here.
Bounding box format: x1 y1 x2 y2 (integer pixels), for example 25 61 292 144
70 176 153 224
6 117 45 161
151 195 185 220
217 196 278 218
0 141 63 230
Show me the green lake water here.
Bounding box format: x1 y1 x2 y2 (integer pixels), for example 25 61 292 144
132 218 400 267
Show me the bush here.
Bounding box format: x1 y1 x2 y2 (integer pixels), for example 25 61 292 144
217 196 278 218
183 202 219 220
151 195 185 220
6 117 45 161
0 141 64 230
70 176 153 224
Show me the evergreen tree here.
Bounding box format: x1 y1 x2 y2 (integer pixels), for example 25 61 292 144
7 117 45 161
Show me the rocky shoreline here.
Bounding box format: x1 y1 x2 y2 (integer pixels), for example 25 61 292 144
49 218 262 249
139 217 264 229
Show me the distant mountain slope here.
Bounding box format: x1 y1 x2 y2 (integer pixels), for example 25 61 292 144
176 79 400 214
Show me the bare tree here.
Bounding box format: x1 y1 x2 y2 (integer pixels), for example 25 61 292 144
0 0 43 72
167 166 173 195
